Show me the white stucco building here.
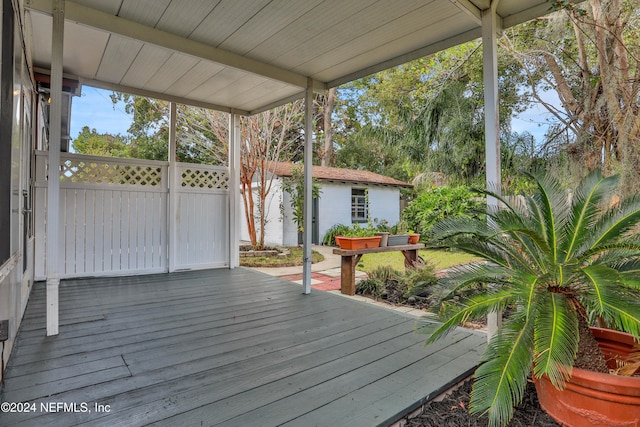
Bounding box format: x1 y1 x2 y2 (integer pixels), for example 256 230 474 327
240 162 412 246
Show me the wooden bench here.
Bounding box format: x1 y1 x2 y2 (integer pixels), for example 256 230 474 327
332 244 425 295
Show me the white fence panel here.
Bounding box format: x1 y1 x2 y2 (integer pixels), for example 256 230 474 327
35 153 230 279
173 163 229 270
35 152 169 279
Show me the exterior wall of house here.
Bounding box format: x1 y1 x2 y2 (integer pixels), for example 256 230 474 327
368 186 402 229
317 183 352 237
242 180 402 247
0 0 36 375
316 183 401 242
240 177 293 247
281 189 299 246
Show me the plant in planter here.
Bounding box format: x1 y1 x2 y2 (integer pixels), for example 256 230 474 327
422 171 640 427
388 220 410 246
334 223 381 249
373 218 391 246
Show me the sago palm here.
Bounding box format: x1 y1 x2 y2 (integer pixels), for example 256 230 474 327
422 170 640 427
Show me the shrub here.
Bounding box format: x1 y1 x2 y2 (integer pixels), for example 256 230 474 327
403 263 438 297
402 186 484 237
322 223 377 245
321 224 351 245
356 278 384 297
367 265 401 282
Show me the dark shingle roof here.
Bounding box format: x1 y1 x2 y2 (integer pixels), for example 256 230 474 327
271 162 412 188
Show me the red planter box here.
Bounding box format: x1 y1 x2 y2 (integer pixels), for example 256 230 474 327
335 236 381 250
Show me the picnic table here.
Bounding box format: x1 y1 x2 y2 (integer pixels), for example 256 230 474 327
332 244 425 295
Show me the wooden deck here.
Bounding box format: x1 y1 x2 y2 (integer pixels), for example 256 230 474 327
0 268 485 426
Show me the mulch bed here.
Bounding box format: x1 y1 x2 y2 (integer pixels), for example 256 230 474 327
406 379 560 427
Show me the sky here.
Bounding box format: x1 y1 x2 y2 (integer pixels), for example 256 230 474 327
70 85 554 152
69 86 133 143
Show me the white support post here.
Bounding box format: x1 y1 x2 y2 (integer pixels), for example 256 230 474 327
46 0 64 336
482 1 502 340
228 113 241 268
168 102 177 272
302 79 314 294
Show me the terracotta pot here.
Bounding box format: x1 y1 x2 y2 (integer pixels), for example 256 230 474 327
335 236 382 250
408 233 420 244
534 327 640 427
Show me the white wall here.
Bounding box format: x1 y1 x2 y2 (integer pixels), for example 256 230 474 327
368 186 401 228
242 180 403 247
317 183 401 242
282 189 299 246
240 178 289 247
317 183 352 240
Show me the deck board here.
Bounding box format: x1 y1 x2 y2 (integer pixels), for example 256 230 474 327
0 268 485 427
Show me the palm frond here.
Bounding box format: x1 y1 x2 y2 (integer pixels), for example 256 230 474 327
612 259 640 288
561 171 618 261
579 264 621 315
425 290 513 344
533 292 578 388
429 216 490 241
594 290 640 338
426 170 640 427
437 262 510 294
586 196 640 253
523 171 570 263
470 315 535 427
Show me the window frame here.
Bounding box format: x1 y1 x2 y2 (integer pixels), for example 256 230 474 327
351 188 368 223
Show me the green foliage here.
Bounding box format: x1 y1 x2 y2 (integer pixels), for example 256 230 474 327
322 223 378 245
402 186 484 237
322 224 352 246
355 278 384 297
72 126 130 157
281 165 321 233
423 170 640 427
404 264 438 297
356 263 439 303
336 38 531 186
366 265 401 282
110 93 169 161
340 223 377 238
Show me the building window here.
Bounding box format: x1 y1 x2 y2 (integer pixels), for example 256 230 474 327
351 188 367 223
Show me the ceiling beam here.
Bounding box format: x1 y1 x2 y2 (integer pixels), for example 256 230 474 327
502 2 552 28
448 0 482 25
328 27 481 88
26 0 320 91
80 76 251 116
249 91 306 116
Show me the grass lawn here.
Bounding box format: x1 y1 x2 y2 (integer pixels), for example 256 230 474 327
240 246 324 267
356 249 478 272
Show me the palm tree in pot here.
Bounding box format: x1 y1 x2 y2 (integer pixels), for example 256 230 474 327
423 171 640 427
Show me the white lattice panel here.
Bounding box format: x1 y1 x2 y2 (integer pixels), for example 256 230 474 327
180 167 229 190
60 158 163 187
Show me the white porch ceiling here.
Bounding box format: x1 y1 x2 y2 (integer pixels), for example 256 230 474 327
25 0 553 115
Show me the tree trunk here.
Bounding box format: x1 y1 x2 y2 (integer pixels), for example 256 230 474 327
574 314 609 373
321 87 337 167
